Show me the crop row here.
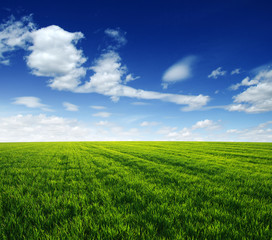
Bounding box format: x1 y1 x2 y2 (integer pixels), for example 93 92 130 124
0 142 271 239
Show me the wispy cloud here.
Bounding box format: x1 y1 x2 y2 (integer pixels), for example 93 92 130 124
0 114 145 142
227 68 272 113
208 67 227 79
1 16 210 111
92 112 111 118
0 114 270 142
229 76 258 90
0 59 10 65
140 121 160 127
231 68 241 75
104 28 127 48
76 51 209 110
0 114 92 142
124 74 140 84
0 15 35 65
95 120 113 126
226 121 272 142
157 126 197 141
157 119 221 141
131 101 149 106
90 105 106 110
63 102 79 111
162 56 196 89
12 96 52 111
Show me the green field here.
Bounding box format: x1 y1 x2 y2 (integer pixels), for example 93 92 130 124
0 142 271 239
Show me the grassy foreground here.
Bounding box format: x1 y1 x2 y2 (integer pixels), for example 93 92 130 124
0 142 271 239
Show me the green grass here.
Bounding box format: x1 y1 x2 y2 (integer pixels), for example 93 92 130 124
0 142 271 239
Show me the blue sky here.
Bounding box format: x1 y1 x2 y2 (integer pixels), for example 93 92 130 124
0 0 272 141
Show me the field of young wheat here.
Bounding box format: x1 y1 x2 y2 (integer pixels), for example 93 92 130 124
0 142 271 239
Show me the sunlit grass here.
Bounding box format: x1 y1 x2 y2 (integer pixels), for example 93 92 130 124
0 142 271 239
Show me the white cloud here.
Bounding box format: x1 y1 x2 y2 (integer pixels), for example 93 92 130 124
192 119 219 130
95 120 113 126
156 126 178 135
162 56 196 88
226 121 272 142
157 119 221 141
0 15 35 65
12 96 52 111
226 104 247 112
131 101 149 106
92 112 111 118
110 126 139 137
94 120 142 140
1 114 270 142
157 126 199 141
0 59 10 65
76 51 209 110
63 102 79 111
0 114 93 142
0 114 144 142
124 74 140 84
27 25 87 91
226 129 239 133
90 105 106 110
227 69 272 113
0 16 87 90
140 121 159 127
230 77 258 90
105 28 127 48
231 68 241 75
1 16 210 111
76 51 126 94
208 67 227 79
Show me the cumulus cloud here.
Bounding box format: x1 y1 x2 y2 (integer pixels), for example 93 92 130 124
0 16 87 90
63 102 79 111
208 67 227 79
162 56 196 89
27 25 87 91
92 112 111 118
192 119 219 130
231 68 241 75
0 15 35 65
227 69 272 113
1 16 210 111
12 96 52 111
